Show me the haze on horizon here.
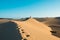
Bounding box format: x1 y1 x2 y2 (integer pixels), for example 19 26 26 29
0 0 60 18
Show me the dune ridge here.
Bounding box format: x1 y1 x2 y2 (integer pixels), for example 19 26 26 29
13 18 60 40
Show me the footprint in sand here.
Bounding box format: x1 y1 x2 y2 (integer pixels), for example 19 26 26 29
23 38 27 40
21 29 25 33
18 28 20 29
22 31 25 33
26 35 30 37
21 28 30 40
21 29 24 31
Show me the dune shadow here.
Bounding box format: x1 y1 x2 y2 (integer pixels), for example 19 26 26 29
0 21 22 40
49 25 60 38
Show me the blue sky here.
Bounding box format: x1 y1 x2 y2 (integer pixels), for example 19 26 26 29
0 0 60 18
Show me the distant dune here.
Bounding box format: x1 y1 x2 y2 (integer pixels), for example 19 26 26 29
0 19 9 23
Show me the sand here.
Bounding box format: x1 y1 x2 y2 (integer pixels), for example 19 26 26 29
13 18 60 40
0 19 9 23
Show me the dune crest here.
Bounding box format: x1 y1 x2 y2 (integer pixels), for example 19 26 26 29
13 18 60 40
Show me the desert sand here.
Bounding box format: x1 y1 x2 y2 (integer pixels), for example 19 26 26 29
0 19 9 23
13 18 60 40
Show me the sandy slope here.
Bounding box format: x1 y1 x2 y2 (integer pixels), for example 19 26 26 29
13 18 60 40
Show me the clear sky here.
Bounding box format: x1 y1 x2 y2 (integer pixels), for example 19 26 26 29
0 0 60 18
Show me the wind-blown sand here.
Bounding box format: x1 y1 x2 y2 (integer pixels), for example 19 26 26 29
13 18 60 40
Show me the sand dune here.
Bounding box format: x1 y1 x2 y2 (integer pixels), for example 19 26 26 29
13 18 60 40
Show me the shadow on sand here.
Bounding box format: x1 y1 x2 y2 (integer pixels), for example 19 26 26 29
0 21 22 40
49 25 60 38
